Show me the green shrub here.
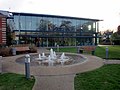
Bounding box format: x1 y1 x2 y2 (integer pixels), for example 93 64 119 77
29 46 37 53
0 47 12 56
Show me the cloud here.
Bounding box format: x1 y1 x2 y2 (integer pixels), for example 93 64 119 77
0 0 24 11
0 0 120 30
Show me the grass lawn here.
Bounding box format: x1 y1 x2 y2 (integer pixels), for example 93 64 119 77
52 47 77 53
95 45 120 59
0 73 35 90
52 45 120 59
75 64 120 90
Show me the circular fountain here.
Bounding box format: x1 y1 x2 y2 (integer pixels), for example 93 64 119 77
16 48 86 67
34 49 72 66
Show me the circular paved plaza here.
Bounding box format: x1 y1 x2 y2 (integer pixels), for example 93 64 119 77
1 48 104 90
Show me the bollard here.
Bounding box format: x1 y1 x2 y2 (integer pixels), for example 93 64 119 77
57 45 59 52
25 54 30 79
106 47 109 59
12 47 16 56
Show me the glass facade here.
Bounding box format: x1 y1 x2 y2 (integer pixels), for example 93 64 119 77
7 12 100 47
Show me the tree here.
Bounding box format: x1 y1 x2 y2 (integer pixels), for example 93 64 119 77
111 25 120 45
99 30 113 45
38 19 49 31
60 20 72 31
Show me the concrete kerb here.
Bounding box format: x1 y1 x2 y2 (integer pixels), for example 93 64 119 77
30 54 103 76
103 59 120 64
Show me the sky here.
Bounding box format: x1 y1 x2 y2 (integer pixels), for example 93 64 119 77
0 0 120 31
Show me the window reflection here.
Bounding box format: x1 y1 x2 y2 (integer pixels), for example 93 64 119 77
20 16 25 30
13 15 97 32
8 14 99 46
26 16 32 30
14 16 19 30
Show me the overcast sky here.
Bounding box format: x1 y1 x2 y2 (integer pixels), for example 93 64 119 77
0 0 120 31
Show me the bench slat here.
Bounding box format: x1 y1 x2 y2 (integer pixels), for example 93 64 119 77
15 47 30 52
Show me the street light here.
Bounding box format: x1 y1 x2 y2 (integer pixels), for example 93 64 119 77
18 13 21 44
25 54 31 79
0 56 2 73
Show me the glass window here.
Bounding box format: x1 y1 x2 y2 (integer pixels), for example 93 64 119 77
36 17 42 30
53 18 57 25
82 20 90 32
39 17 48 31
57 18 62 27
31 16 37 30
20 16 26 30
76 20 81 32
93 22 96 28
26 16 32 30
93 22 96 31
71 19 76 32
14 15 19 30
47 17 54 31
7 19 16 31
88 25 91 30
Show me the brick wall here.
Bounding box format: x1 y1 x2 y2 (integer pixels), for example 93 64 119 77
0 17 2 44
0 15 6 44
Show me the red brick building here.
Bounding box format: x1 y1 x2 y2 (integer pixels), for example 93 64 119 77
0 14 7 44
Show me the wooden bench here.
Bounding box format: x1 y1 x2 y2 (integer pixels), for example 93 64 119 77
15 46 30 54
77 46 96 55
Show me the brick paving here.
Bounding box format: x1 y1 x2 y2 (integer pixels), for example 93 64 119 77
0 47 113 90
33 74 75 90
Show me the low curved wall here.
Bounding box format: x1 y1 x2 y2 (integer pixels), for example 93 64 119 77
15 53 103 76
30 54 103 76
2 53 104 76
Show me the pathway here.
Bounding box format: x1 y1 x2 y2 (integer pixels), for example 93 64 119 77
104 59 120 64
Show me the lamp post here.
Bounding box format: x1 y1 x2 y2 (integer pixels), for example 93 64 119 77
106 47 109 59
57 45 59 52
0 56 2 73
18 13 21 44
80 26 83 46
25 54 30 79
